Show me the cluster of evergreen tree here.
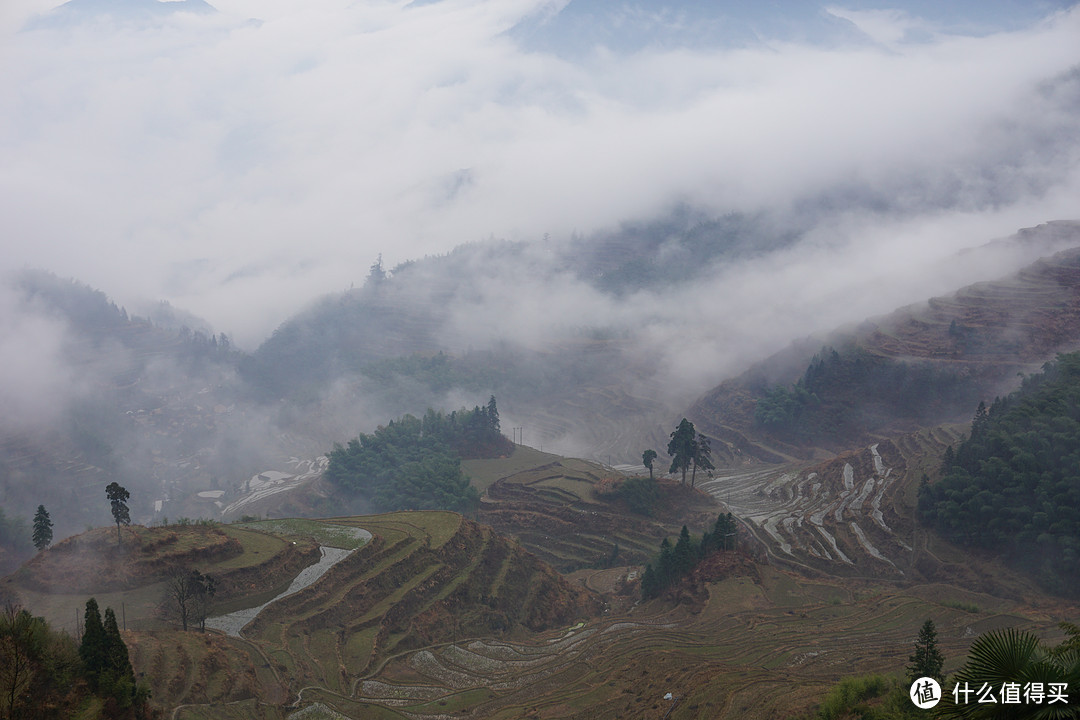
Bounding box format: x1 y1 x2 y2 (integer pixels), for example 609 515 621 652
325 397 512 513
640 514 737 600
754 346 982 442
919 353 1080 595
0 600 150 719
16 270 130 333
663 418 714 487
79 598 145 712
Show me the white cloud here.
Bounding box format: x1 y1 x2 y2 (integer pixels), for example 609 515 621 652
0 282 75 429
0 0 1078 347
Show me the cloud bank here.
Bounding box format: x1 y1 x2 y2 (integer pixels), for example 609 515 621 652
0 0 1078 349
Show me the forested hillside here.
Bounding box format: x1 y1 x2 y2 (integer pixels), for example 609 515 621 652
690 240 1080 460
919 352 1080 595
0 271 242 559
754 345 982 444
325 400 513 512
0 601 150 719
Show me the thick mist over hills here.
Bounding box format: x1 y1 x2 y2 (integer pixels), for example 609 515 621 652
2 0 1080 562
3 0 1080 343
4 10 1080 718
2 217 1079 572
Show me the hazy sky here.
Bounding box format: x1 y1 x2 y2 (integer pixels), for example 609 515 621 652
2 0 1079 346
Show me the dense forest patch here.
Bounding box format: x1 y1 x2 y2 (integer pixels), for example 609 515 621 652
325 399 513 513
919 352 1080 595
754 346 983 443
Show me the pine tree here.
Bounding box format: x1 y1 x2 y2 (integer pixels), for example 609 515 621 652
79 598 107 690
486 395 500 433
367 254 386 286
907 618 945 683
941 444 955 471
640 564 659 600
667 418 697 484
102 608 131 678
673 525 694 574
691 432 714 488
105 482 130 546
32 505 52 551
642 449 657 480
713 513 737 550
101 607 135 704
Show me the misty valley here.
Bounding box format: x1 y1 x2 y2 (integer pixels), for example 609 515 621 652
2 221 1080 719
4 0 1080 717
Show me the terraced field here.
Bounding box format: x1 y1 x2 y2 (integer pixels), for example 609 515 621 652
124 512 597 718
290 554 1072 720
2 523 322 635
137 451 1079 720
16 442 1078 719
467 447 723 571
698 441 914 578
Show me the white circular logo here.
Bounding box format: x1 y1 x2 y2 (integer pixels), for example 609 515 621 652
910 677 942 709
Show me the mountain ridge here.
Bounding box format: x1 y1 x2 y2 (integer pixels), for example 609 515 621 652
688 235 1080 463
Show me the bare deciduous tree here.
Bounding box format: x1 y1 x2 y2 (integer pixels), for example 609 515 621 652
166 569 217 631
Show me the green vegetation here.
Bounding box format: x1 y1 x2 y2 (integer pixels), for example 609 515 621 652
800 621 941 720
106 482 131 547
919 353 1080 595
938 624 1080 718
326 401 513 513
641 449 657 480
167 569 218 632
0 605 85 719
906 619 944 684
664 419 714 487
797 674 917 720
32 505 53 551
754 346 982 442
69 599 148 717
667 418 696 484
640 513 738 600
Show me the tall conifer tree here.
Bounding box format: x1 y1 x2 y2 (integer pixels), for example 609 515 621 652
79 598 106 690
102 607 135 703
32 505 52 551
907 618 945 684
